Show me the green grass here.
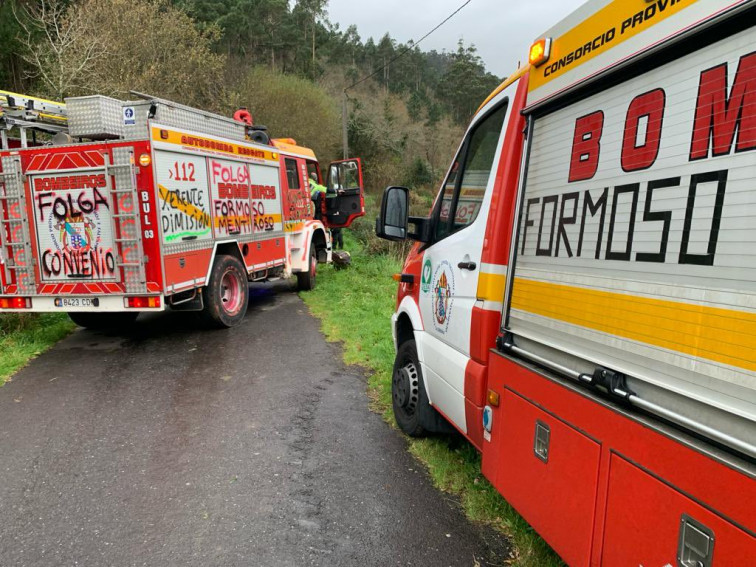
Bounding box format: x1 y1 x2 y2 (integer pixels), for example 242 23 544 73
301 234 564 567
0 313 74 386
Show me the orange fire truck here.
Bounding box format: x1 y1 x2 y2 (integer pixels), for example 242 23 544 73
377 0 754 565
0 92 363 328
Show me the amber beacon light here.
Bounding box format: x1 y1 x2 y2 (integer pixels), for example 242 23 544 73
529 38 552 67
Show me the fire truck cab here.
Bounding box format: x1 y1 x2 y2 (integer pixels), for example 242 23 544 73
377 1 755 564
0 92 364 328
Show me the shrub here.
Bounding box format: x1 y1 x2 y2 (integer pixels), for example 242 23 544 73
229 66 341 162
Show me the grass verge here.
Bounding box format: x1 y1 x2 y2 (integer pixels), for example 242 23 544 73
0 313 74 386
301 236 564 566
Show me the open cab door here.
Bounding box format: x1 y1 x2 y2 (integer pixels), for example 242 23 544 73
322 158 364 229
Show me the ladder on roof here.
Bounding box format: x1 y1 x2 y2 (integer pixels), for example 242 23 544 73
0 90 68 150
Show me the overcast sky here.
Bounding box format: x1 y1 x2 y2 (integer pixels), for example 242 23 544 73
326 0 587 78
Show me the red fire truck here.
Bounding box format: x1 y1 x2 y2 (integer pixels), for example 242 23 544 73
377 1 755 564
0 92 363 328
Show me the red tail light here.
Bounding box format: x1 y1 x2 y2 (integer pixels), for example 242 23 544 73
124 296 161 309
0 297 32 309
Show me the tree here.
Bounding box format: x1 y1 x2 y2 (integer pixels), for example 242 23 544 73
0 1 31 92
437 40 500 123
376 34 395 93
344 25 361 67
18 0 225 107
407 90 425 122
15 0 106 99
295 0 327 66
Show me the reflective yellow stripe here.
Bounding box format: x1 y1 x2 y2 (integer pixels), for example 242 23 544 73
477 272 507 302
529 0 693 93
511 278 756 371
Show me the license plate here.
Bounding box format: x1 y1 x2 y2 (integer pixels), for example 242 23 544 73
54 297 99 308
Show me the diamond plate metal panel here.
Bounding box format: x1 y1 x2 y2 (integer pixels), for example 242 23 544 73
66 95 249 143
126 99 246 142
66 95 124 140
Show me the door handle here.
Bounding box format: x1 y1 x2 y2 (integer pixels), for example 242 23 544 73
458 261 477 271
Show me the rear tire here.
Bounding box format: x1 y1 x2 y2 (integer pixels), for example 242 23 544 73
392 340 447 437
296 246 317 291
68 312 138 330
201 255 249 328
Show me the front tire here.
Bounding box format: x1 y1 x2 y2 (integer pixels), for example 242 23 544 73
296 246 317 291
392 340 445 437
201 255 249 328
68 312 138 330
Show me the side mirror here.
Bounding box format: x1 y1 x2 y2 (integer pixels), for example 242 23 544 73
376 186 409 241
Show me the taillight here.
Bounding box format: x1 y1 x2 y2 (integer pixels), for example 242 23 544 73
124 296 161 309
0 297 32 309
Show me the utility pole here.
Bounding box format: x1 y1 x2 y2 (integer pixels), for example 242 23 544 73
342 90 349 160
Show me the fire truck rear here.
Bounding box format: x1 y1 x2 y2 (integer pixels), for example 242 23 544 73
0 92 364 328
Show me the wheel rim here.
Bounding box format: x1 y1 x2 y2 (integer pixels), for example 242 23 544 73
310 254 317 283
220 268 244 316
393 361 419 415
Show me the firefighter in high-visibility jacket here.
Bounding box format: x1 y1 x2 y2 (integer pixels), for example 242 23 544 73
309 171 344 249
309 171 328 221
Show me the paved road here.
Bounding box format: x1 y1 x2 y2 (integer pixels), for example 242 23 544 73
0 284 508 567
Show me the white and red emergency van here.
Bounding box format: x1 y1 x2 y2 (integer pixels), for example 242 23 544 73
377 1 755 564
0 93 363 328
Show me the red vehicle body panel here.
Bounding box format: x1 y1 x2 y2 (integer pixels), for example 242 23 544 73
482 353 756 566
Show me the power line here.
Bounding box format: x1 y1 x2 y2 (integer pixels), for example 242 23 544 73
344 0 473 92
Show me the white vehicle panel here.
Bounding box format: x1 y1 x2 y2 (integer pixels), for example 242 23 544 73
154 151 212 245
248 163 284 236
415 330 468 433
31 172 119 282
508 28 756 443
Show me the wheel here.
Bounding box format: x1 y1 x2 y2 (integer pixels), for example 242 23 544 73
296 246 317 291
392 340 447 436
68 312 138 330
201 255 249 328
